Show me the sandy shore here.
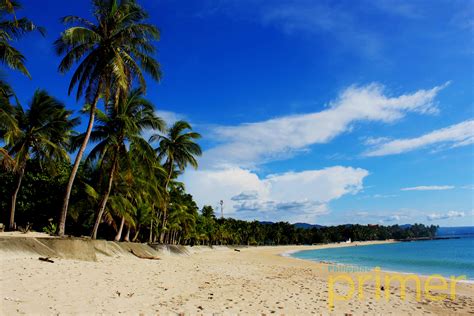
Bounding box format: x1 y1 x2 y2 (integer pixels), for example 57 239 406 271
1 239 473 315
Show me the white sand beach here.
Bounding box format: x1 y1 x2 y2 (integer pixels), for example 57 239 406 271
1 236 473 315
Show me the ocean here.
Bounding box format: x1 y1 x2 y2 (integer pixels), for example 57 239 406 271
292 236 474 280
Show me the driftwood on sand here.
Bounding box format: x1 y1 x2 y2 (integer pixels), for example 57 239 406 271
38 257 54 263
130 249 160 260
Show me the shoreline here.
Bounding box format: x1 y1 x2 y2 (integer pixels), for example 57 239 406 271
1 237 473 314
278 240 474 284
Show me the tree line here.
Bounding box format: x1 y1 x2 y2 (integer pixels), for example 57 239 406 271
0 0 438 244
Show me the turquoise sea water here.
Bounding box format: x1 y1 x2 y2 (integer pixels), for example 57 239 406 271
292 237 474 280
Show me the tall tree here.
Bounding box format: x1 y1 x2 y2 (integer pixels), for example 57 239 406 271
3 90 77 230
1 0 44 168
0 88 17 170
73 88 164 239
55 0 161 236
150 120 202 243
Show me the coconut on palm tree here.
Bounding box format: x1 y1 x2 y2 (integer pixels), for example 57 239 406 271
3 90 78 230
150 120 202 243
55 0 161 236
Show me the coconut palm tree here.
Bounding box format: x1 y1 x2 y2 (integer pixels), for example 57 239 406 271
1 0 43 164
150 120 202 243
0 88 17 170
55 0 161 236
73 88 164 239
3 90 77 230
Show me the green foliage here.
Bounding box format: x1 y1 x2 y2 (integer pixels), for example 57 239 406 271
55 0 161 102
42 220 57 235
0 159 70 230
0 0 45 78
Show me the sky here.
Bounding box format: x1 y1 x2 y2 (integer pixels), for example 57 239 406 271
6 0 474 226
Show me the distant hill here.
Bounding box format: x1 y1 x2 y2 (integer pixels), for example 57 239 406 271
258 221 324 229
259 222 474 235
293 223 325 229
437 226 474 237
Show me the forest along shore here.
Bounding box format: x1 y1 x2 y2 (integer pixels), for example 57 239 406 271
1 236 473 315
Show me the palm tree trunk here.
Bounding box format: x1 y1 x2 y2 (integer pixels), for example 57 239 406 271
124 225 130 242
159 159 174 243
91 155 118 239
114 216 125 241
9 164 25 230
149 218 153 243
133 224 141 242
58 90 101 236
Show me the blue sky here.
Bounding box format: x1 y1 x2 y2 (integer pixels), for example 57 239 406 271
7 0 474 226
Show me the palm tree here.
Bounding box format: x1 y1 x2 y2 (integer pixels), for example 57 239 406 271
150 120 202 243
55 0 161 236
1 0 43 163
0 88 17 170
0 0 45 78
3 90 77 230
73 88 164 239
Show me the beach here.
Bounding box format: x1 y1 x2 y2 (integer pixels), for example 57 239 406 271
1 236 473 315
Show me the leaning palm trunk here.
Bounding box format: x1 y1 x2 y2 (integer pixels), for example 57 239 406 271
114 216 125 241
133 224 141 242
58 91 101 236
9 164 25 230
124 225 130 242
159 160 174 243
91 155 118 239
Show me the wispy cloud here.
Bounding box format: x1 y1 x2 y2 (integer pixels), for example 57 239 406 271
427 211 465 221
201 82 448 169
196 0 427 58
401 185 455 191
353 210 410 223
370 0 422 19
259 1 381 56
364 119 474 157
373 194 398 198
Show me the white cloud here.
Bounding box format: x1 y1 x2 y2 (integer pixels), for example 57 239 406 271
155 110 185 125
180 82 452 222
182 166 369 222
401 185 455 191
427 211 465 221
201 82 448 169
364 119 474 157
